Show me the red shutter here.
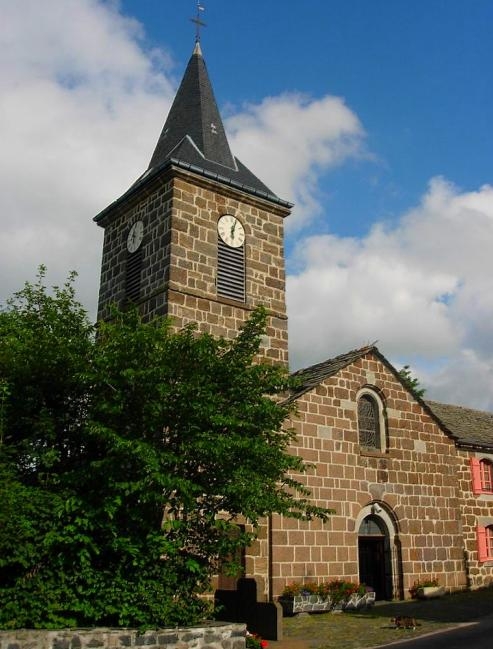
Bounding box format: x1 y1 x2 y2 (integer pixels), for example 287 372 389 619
471 457 483 495
477 525 489 562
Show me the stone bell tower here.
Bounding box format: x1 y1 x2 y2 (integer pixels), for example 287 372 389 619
94 41 291 364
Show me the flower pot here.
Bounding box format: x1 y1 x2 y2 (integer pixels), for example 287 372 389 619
416 586 445 599
278 595 332 616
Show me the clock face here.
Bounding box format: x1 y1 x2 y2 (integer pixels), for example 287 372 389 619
217 214 245 248
127 220 144 253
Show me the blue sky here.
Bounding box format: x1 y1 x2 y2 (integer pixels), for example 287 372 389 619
1 1 492 408
122 0 493 239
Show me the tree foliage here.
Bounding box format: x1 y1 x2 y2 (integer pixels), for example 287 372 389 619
0 269 329 629
398 365 426 398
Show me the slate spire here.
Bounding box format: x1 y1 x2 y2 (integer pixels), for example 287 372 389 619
144 42 285 202
148 42 236 171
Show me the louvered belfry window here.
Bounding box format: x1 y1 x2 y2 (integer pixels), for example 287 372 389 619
217 237 246 302
125 248 143 302
358 394 381 450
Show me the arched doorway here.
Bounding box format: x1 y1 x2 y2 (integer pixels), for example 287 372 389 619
358 514 392 599
356 503 402 600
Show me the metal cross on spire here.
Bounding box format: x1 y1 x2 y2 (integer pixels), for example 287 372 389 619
190 2 206 43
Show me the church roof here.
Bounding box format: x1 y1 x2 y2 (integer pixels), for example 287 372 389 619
147 42 281 202
95 42 290 224
149 42 235 170
425 400 493 450
289 345 378 399
289 345 493 450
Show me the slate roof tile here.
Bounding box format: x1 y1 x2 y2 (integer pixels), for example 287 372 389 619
148 42 278 201
289 345 376 399
290 345 493 450
425 400 493 449
95 42 291 224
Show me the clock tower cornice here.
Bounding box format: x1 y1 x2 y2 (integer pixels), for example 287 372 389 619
95 40 293 229
94 158 292 228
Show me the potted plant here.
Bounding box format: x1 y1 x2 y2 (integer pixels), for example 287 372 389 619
278 580 366 616
319 580 365 612
409 578 445 599
278 581 331 615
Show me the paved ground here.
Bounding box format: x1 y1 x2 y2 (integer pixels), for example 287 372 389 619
367 614 493 649
270 587 493 649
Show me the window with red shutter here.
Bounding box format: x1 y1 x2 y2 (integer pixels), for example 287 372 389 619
477 525 488 562
477 525 493 562
471 457 482 495
480 460 493 492
488 527 493 558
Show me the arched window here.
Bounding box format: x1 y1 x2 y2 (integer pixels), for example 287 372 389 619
358 514 386 536
358 393 382 451
358 512 393 599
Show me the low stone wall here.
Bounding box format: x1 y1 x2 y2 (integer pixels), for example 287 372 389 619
0 622 245 649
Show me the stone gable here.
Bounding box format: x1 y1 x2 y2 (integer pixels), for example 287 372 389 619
268 350 466 600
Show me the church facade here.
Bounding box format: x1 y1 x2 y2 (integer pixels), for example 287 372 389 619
94 41 493 604
270 347 493 599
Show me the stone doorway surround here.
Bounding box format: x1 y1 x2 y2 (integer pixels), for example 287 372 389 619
355 502 403 600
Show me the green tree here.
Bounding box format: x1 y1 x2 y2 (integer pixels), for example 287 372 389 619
0 268 95 628
0 271 329 629
398 365 426 398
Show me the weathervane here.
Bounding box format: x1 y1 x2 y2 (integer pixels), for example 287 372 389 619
191 2 206 43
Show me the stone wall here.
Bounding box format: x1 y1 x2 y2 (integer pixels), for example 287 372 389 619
165 172 289 365
457 447 493 588
97 176 174 321
271 350 467 599
96 167 290 365
0 623 245 649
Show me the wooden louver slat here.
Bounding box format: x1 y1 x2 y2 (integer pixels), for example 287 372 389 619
125 248 143 302
217 237 245 301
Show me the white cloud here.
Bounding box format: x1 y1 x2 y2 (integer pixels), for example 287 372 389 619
420 349 493 411
227 93 365 229
0 0 174 316
1 1 365 318
287 178 493 409
2 1 491 412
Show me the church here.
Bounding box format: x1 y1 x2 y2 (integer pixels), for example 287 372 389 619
94 38 493 613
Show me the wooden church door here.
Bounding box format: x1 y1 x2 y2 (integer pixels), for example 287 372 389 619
358 514 393 600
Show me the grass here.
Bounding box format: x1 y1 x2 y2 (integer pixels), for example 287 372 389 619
281 587 493 649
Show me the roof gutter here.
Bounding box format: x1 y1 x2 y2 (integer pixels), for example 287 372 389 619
94 158 292 224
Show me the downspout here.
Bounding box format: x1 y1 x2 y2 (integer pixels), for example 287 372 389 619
268 514 273 601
